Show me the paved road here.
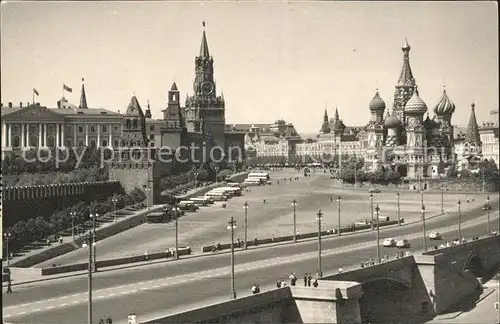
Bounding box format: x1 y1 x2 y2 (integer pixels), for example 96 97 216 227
3 205 498 323
35 172 487 266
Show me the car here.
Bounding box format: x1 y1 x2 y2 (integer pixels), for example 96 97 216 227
369 188 381 193
396 239 411 248
429 232 441 240
383 238 396 247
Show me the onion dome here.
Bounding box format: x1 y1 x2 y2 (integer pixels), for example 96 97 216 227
369 91 386 111
433 89 456 115
405 87 427 114
385 111 401 128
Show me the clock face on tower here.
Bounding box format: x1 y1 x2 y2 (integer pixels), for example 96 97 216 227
201 81 214 95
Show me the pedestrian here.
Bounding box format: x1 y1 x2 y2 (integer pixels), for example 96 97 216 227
361 261 365 268
289 273 297 286
304 273 308 286
277 280 282 288
313 279 319 288
384 254 388 262
307 273 312 286
7 280 13 293
236 238 241 247
338 267 343 273
253 237 258 246
99 318 105 324
271 234 275 242
296 230 300 239
144 251 148 261
212 242 217 254
252 284 258 294
105 316 113 324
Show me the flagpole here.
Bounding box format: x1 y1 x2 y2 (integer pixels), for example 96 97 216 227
62 83 64 99
33 90 35 106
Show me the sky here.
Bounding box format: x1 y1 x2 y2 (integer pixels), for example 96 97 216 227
1 1 498 133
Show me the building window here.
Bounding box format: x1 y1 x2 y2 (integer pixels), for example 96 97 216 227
90 140 96 147
103 125 108 133
150 134 155 140
67 125 72 132
102 140 108 147
79 126 84 133
29 135 38 147
12 136 20 148
132 119 138 128
91 126 96 132
114 140 119 147
114 125 119 132
150 125 155 131
66 139 73 147
47 136 56 147
79 140 84 147
150 142 155 147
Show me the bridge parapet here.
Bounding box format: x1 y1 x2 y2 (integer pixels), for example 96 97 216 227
2 180 121 201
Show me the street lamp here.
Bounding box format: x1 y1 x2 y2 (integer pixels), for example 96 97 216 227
89 212 98 271
420 190 424 212
227 217 237 299
174 200 179 260
316 209 324 278
194 172 199 192
82 232 95 324
111 197 118 223
440 186 445 214
292 198 298 242
421 205 427 251
396 193 401 226
369 193 374 230
337 196 342 236
70 211 77 240
144 188 151 210
243 201 249 250
215 165 220 182
457 200 462 240
486 196 491 235
375 205 381 263
4 232 12 266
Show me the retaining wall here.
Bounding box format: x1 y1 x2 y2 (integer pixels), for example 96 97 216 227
41 247 192 276
200 220 400 252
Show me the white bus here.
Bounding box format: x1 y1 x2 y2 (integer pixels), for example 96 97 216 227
204 192 228 201
244 178 263 186
210 188 235 198
190 197 214 206
248 172 270 180
217 186 242 196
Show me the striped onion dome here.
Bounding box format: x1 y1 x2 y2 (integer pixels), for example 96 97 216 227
405 88 427 114
369 91 386 111
433 89 456 115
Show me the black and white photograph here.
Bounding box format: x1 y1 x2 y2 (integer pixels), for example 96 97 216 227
1 1 499 323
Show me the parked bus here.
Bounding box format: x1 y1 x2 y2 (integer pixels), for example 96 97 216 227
190 197 214 206
244 178 263 186
210 188 236 198
248 172 270 180
217 186 242 196
204 192 229 201
178 201 199 212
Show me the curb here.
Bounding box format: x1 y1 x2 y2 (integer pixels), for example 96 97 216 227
3 211 445 287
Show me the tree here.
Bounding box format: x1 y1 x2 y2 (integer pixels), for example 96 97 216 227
446 163 458 178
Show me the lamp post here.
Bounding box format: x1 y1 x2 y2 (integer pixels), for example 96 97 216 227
215 165 220 183
243 201 249 250
317 209 324 278
440 186 445 214
292 198 297 242
144 188 151 210
375 205 381 263
337 196 342 236
4 232 12 266
82 232 95 324
421 205 427 251
420 190 424 212
70 211 76 240
486 196 491 235
457 200 462 240
396 193 401 226
174 200 179 260
89 213 98 271
227 217 237 299
194 172 199 192
112 197 118 223
369 193 374 230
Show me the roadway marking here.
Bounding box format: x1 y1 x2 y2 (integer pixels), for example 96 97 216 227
4 213 497 318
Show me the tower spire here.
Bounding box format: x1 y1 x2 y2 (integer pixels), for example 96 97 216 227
200 21 210 57
79 78 88 109
464 101 481 145
398 38 415 86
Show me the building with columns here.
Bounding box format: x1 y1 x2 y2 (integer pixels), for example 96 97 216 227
478 109 499 166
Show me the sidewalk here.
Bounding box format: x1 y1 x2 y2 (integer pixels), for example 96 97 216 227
2 204 164 269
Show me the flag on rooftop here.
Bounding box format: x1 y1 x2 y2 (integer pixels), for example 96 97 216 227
33 88 39 96
63 84 73 92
